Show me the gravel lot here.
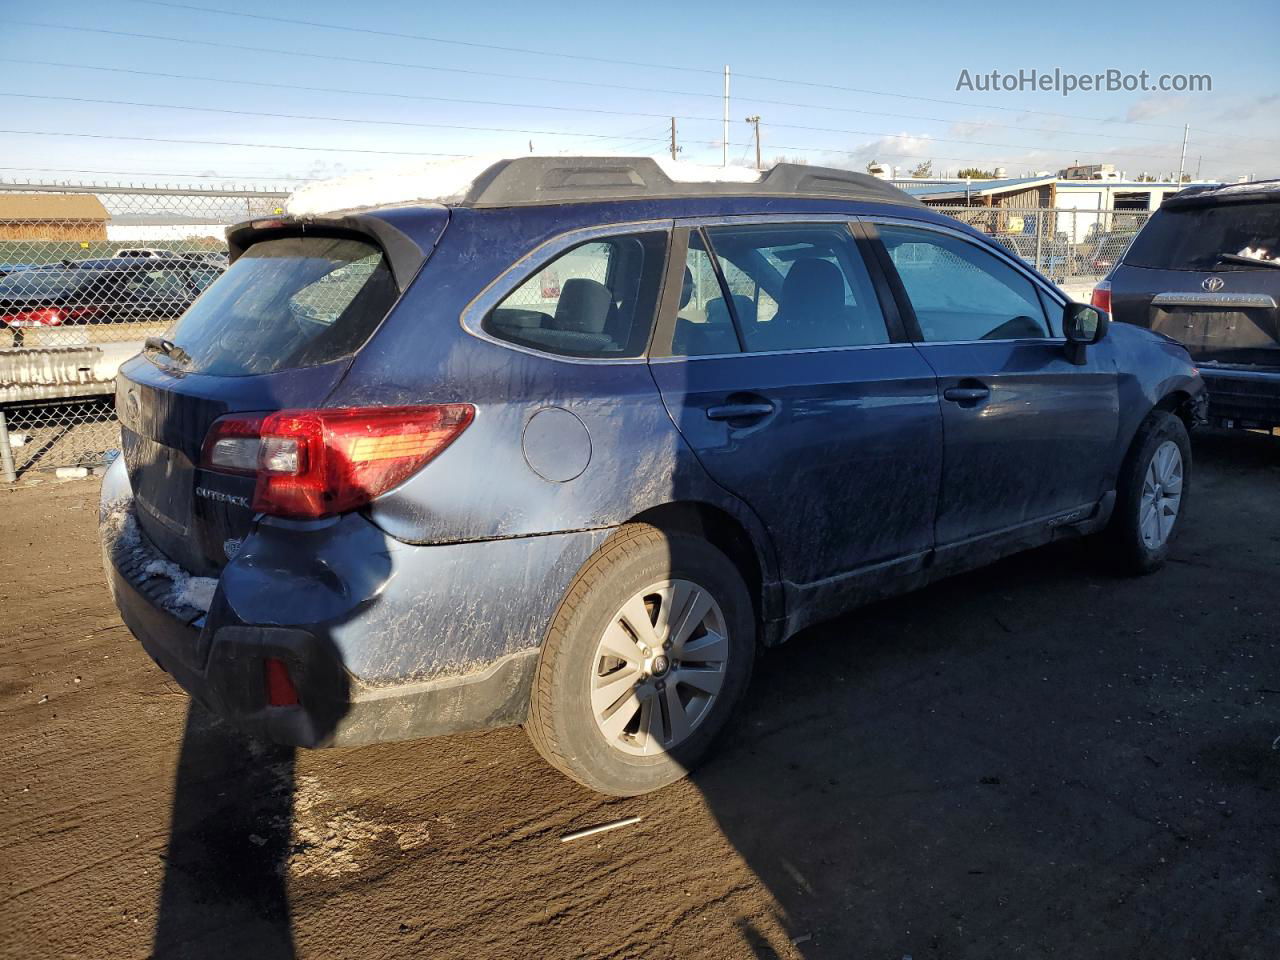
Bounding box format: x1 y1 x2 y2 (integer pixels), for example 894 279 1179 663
1 428 1277 960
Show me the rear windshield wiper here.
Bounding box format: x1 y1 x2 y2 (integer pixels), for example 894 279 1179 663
144 336 192 366
1215 253 1280 270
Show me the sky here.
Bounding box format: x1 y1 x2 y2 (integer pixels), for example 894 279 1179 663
1 0 1277 189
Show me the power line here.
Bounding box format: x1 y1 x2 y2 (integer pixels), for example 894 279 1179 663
13 20 1278 153
0 165 317 182
3 92 1226 164
0 93 677 143
128 0 719 75
114 0 1280 145
5 21 718 104
0 129 462 156
23 59 1213 148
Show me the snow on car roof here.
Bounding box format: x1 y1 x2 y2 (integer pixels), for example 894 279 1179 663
285 155 764 216
284 155 912 216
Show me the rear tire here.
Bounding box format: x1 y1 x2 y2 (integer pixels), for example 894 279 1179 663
1105 410 1191 575
526 523 755 796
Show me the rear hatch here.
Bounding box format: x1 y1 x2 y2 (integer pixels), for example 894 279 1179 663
1110 194 1280 367
116 209 448 576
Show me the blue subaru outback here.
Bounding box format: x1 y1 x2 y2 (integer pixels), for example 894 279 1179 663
101 158 1206 795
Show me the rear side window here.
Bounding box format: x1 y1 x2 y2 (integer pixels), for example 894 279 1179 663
484 232 667 358
1124 201 1280 271
163 236 397 377
879 225 1051 341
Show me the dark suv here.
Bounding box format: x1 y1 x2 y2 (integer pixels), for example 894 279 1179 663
1096 180 1280 430
100 158 1205 796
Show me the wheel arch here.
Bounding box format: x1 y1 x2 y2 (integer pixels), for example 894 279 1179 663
625 500 781 644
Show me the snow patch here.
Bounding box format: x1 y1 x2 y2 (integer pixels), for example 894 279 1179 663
285 153 767 216
285 155 506 215
143 558 219 613
101 498 219 615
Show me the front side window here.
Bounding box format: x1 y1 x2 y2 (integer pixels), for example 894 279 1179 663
484 232 667 358
701 223 889 353
878 225 1052 342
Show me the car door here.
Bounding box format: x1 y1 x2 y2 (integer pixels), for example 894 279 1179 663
649 218 943 626
866 218 1120 558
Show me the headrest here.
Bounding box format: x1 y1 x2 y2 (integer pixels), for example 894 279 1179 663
680 267 694 309
553 278 612 334
781 258 844 315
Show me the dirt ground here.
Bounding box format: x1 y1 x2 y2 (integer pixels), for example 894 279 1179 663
1 429 1277 960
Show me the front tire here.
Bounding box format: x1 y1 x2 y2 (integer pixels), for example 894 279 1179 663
1106 410 1191 575
526 523 755 796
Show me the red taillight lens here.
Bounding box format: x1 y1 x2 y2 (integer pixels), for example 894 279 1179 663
1090 281 1112 314
201 404 474 519
264 657 299 707
3 307 64 328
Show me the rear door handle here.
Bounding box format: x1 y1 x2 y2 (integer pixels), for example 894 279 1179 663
942 386 990 403
706 401 774 422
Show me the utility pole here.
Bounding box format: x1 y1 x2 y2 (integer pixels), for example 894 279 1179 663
745 115 762 170
1176 124 1189 185
722 64 730 168
670 117 679 161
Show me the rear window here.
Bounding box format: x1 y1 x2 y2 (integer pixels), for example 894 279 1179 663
1124 201 1280 271
161 236 396 376
0 268 93 301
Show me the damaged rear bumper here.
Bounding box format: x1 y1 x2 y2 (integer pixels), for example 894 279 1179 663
105 535 538 747
100 457 558 748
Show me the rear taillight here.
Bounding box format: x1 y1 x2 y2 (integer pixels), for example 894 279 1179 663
1090 281 1112 314
201 404 474 519
2 307 64 328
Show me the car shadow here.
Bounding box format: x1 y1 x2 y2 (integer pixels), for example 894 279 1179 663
153 704 298 959
684 428 1280 958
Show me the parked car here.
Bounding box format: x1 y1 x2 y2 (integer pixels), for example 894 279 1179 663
1096 179 1280 430
990 230 1074 282
100 157 1206 796
1085 230 1139 274
0 258 222 345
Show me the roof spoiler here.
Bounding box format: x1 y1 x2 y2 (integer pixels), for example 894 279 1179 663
224 210 436 293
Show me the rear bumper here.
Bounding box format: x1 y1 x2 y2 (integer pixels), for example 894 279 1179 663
99 454 556 748
105 538 538 747
1198 366 1280 429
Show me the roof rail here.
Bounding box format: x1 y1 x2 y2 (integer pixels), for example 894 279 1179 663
458 157 923 208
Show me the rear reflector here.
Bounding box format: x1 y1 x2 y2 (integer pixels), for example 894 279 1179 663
201 404 474 519
264 657 299 707
1090 281 1112 315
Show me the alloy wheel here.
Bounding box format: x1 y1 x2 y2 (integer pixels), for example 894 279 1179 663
1139 439 1184 548
589 579 729 757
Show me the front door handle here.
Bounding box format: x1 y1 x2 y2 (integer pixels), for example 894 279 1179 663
706 401 774 422
942 386 990 403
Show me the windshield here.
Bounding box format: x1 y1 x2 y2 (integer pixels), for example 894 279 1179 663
161 235 397 377
1124 201 1280 271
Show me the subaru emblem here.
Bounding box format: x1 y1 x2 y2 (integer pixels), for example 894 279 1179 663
1202 276 1225 292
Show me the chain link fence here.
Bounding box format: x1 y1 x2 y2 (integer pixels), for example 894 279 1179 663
1 181 288 479
932 205 1152 293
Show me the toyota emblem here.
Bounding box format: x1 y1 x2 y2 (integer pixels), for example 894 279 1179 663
1202 276 1225 292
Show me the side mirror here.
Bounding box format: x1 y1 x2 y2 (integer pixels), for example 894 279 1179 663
1063 302 1108 365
